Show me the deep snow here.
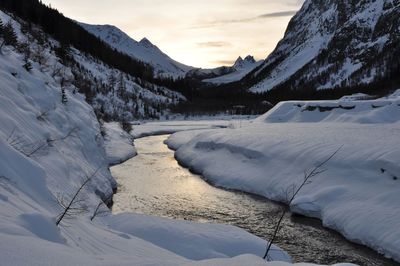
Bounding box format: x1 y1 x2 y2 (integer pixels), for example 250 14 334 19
130 120 237 139
102 122 137 165
166 95 400 262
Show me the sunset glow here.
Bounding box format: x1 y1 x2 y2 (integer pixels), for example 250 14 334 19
41 0 303 68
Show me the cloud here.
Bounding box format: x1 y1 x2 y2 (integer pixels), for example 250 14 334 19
197 41 232 48
212 59 235 66
258 10 298 19
190 10 298 29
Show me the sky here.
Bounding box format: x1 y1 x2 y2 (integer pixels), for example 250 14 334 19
41 0 304 68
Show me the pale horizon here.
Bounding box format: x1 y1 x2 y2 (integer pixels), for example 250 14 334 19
41 0 304 68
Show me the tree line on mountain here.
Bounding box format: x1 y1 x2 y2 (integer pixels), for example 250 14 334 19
0 18 18 50
171 80 273 115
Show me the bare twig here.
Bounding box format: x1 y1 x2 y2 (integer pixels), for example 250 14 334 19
90 194 112 221
7 126 78 158
263 146 342 260
55 166 102 226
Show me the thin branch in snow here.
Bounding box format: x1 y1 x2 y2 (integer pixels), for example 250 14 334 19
55 166 102 226
263 146 342 260
90 194 112 221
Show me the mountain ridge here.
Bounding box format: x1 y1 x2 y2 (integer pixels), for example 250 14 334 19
245 0 400 95
79 22 194 78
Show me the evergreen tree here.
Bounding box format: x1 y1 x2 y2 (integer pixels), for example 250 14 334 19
55 42 71 64
0 18 3 35
61 88 68 104
117 72 126 98
18 42 33 72
23 60 33 72
108 73 117 94
0 21 18 50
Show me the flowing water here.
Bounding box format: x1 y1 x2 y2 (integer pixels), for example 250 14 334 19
111 135 398 266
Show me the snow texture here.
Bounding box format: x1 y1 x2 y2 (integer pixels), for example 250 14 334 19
102 122 137 165
105 213 291 261
131 120 235 139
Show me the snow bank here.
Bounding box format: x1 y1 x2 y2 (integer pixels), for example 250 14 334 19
167 99 400 262
103 122 137 165
255 98 400 124
105 213 291 261
165 129 213 150
187 256 356 266
131 120 233 138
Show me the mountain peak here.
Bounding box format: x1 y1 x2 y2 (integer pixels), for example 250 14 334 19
233 55 256 69
139 37 154 48
235 56 244 64
80 23 193 78
244 55 256 63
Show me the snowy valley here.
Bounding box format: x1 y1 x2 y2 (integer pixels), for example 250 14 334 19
0 9 290 266
1 0 400 265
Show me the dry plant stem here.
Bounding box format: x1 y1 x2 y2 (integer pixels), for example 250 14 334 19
90 195 112 221
263 146 342 260
55 167 102 226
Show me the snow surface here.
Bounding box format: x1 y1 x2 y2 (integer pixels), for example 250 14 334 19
131 120 236 139
187 257 355 266
166 96 400 262
80 22 193 78
105 213 291 261
255 98 400 124
102 122 137 165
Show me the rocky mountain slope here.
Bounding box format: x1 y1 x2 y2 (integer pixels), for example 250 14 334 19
247 0 400 94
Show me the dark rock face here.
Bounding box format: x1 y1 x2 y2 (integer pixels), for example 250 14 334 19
247 0 400 94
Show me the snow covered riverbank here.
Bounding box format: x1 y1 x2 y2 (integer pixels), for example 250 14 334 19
131 120 236 138
103 122 137 165
166 96 400 262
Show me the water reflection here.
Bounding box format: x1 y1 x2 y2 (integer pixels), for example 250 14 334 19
111 135 398 266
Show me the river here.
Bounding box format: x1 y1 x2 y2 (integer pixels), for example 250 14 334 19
111 134 398 266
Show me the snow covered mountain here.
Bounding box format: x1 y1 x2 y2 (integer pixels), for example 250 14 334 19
186 55 262 84
0 8 185 121
248 0 400 93
80 23 193 78
203 56 263 84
